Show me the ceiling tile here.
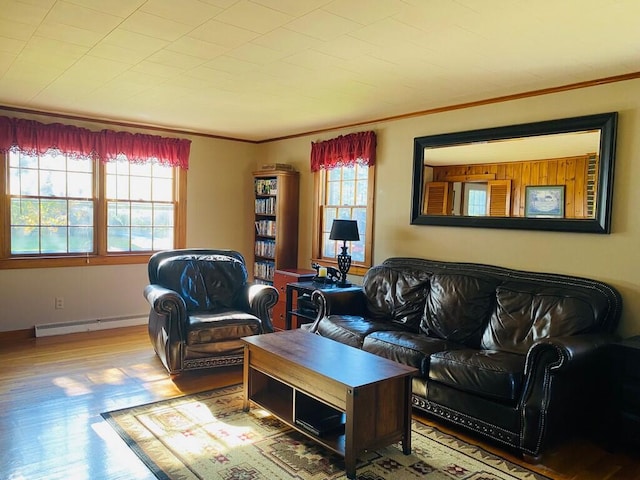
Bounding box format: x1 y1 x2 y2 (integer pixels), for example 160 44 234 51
203 55 259 75
324 0 404 25
140 0 222 26
45 1 124 35
167 37 229 60
130 60 184 79
0 36 26 55
313 35 375 60
101 29 168 55
19 36 87 69
89 43 152 65
62 0 145 17
285 9 361 41
119 11 194 42
35 22 103 47
251 28 320 54
250 0 329 17
146 49 206 70
227 43 289 64
0 18 37 41
189 19 260 48
0 0 49 25
213 0 293 34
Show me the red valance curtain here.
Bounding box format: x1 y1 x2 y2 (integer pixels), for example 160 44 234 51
310 131 376 172
0 116 191 169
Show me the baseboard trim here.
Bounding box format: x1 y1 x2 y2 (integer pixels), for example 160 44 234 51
35 315 147 337
0 328 35 343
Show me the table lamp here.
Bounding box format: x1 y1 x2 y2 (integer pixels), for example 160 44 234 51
329 219 360 287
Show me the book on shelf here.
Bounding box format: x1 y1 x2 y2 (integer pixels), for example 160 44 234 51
254 178 278 195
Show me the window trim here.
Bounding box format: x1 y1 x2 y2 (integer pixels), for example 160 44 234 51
0 153 186 269
311 164 374 276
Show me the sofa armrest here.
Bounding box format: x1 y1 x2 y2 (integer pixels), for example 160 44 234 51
246 283 279 333
525 333 619 374
306 288 367 333
518 333 618 456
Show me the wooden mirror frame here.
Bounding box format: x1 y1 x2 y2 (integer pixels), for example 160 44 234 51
410 112 618 233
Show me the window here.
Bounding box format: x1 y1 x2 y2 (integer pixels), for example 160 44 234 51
0 116 189 268
464 183 488 216
317 164 371 264
106 159 175 252
311 131 376 274
9 150 94 255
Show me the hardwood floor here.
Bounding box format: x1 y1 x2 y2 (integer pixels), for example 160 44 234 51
0 325 638 480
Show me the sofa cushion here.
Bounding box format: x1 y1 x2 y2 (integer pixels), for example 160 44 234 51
156 254 247 312
429 349 525 403
481 283 607 354
421 274 496 346
362 330 463 377
315 315 406 348
363 265 431 332
187 310 261 345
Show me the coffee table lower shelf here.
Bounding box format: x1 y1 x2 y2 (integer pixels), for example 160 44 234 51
246 369 347 456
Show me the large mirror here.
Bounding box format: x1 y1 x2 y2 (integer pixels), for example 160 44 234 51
411 112 618 233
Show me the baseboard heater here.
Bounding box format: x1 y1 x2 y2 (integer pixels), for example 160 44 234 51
35 315 147 337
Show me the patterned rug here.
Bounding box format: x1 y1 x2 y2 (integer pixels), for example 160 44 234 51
102 384 551 480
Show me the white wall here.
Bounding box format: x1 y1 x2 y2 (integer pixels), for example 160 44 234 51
262 78 640 339
0 109 258 333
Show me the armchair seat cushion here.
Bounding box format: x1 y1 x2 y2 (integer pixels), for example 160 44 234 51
315 315 405 348
187 310 262 345
429 349 525 402
362 330 462 376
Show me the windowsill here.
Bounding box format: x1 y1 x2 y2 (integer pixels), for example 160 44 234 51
0 253 152 270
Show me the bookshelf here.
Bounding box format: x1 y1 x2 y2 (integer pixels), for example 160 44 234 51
253 168 300 285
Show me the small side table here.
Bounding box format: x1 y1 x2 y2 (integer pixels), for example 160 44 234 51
609 336 640 449
285 281 361 330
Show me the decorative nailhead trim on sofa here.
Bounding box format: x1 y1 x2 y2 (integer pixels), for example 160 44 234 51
412 394 523 451
184 355 244 370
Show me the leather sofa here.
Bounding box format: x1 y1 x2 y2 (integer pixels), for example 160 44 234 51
145 249 278 375
306 257 622 460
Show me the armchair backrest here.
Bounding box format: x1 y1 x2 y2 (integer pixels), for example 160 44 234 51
148 249 249 312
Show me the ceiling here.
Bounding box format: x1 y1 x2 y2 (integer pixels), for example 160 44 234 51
0 0 639 142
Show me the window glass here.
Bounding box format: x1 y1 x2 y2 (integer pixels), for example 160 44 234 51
105 160 174 253
318 164 370 264
8 151 94 255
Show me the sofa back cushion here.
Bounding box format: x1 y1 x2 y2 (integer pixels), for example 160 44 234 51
156 254 247 312
363 265 431 331
481 282 610 354
421 274 496 347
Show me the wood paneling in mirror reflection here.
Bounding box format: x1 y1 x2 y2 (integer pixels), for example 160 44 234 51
427 153 598 218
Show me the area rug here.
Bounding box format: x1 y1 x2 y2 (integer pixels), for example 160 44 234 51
102 384 551 480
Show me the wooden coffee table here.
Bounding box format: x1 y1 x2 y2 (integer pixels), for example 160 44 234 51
242 329 417 479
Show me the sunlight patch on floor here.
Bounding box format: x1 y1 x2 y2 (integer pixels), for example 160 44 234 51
52 376 92 396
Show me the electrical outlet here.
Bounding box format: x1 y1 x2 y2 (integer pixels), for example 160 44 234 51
55 297 64 309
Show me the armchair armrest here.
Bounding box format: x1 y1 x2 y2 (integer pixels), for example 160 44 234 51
144 284 187 316
306 287 366 333
246 283 279 333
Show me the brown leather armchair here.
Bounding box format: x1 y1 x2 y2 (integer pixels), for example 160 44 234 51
144 249 278 375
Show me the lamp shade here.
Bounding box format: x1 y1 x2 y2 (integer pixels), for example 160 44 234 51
329 219 360 241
